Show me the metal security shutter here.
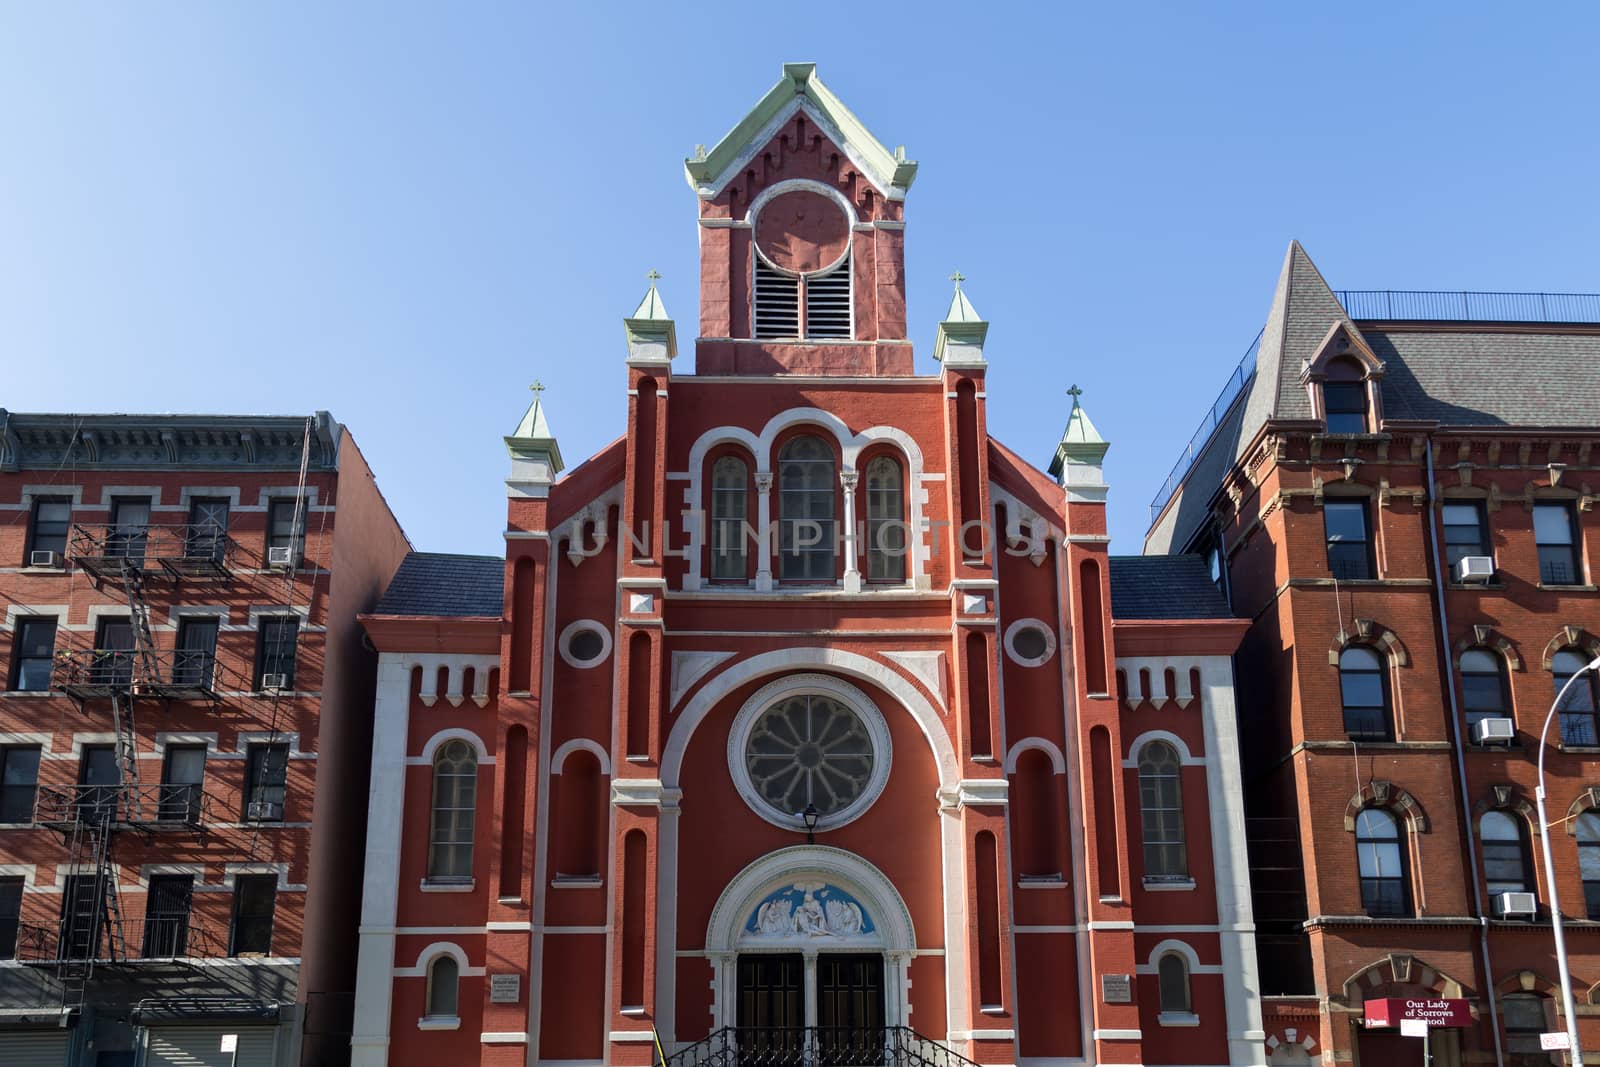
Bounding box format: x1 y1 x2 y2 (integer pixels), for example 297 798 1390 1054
146 1026 277 1067
6 1031 70 1066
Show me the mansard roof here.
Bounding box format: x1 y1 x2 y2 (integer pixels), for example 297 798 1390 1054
374 552 504 617
684 63 918 201
1145 240 1600 554
1109 555 1233 620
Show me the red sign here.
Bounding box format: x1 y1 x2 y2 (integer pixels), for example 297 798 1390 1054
1364 998 1473 1028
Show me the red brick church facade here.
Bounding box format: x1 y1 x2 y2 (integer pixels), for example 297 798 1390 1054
349 66 1267 1067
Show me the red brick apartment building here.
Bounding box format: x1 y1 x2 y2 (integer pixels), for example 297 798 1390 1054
1147 243 1600 1066
0 411 409 1066
349 65 1267 1067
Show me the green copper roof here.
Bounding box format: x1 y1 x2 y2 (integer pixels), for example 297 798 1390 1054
944 285 983 324
1048 392 1108 479
1060 397 1105 446
510 392 554 441
632 280 671 321
685 63 917 201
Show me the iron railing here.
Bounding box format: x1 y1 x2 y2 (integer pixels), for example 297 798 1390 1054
52 648 242 701
67 523 239 579
1336 289 1600 323
667 1028 981 1067
16 918 226 965
33 783 213 830
1148 331 1261 521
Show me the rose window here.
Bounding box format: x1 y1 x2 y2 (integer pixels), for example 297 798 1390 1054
744 694 875 817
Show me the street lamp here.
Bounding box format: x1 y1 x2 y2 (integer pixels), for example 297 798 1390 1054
800 804 819 844
1534 654 1600 1065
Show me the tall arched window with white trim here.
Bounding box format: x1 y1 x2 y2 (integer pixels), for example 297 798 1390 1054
710 455 750 581
1138 741 1187 880
1157 952 1191 1014
426 954 459 1019
428 741 477 882
864 455 905 582
778 435 836 581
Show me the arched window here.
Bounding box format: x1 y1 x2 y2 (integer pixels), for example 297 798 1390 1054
1339 646 1391 741
1553 649 1599 746
1578 812 1600 920
426 954 459 1018
428 741 477 882
1157 953 1191 1014
1323 358 1369 433
1461 648 1510 733
1481 810 1532 897
778 435 836 581
710 455 749 581
864 455 906 582
1354 808 1407 917
1138 742 1187 880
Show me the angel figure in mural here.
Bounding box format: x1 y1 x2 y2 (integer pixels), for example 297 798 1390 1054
756 897 794 935
824 898 864 935
793 891 828 936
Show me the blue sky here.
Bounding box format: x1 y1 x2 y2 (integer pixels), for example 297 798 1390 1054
3 3 1598 555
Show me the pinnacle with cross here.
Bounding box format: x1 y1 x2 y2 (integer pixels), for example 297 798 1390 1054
949 271 965 288
530 380 545 397
646 269 662 282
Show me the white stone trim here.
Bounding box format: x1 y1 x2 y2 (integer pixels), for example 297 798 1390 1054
0 864 38 886
551 738 612 775
412 728 492 765
663 647 956 790
1121 730 1204 768
668 650 736 711
1115 655 1197 708
394 941 486 977
1002 737 1066 775
558 619 613 669
704 846 914 1030
726 673 892 832
1002 618 1057 669
481 1032 529 1044
1136 939 1222 975
881 650 947 712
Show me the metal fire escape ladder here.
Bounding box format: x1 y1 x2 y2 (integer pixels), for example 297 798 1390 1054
55 807 128 1004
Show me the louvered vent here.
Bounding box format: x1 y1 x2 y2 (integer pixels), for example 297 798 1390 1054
805 258 852 338
754 259 800 339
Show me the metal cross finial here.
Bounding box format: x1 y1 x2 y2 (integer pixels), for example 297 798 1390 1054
1067 384 1083 404
949 271 966 287
646 269 662 282
530 380 545 397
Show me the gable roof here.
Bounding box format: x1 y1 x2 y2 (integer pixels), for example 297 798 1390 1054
374 552 504 617
1109 555 1233 620
684 63 917 201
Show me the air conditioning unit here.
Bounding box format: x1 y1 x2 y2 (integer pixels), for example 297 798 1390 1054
29 550 59 567
1495 891 1537 918
267 546 296 567
259 673 289 692
247 800 284 821
1473 717 1516 745
1455 555 1495 583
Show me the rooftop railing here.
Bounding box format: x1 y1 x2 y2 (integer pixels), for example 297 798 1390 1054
1337 289 1600 323
1148 331 1260 522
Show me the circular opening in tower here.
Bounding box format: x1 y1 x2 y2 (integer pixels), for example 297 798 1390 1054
754 189 851 275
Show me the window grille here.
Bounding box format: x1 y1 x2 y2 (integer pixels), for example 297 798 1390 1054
804 260 852 338
754 259 800 339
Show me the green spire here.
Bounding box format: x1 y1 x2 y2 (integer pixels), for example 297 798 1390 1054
934 272 988 365
505 381 564 495
625 270 677 363
1049 384 1110 496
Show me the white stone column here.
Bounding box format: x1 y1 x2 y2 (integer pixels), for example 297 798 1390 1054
840 470 861 593
755 472 774 592
803 952 819 1029
350 653 414 1067
1198 656 1268 1066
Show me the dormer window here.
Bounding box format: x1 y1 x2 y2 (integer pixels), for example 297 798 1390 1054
751 186 854 340
1323 359 1369 433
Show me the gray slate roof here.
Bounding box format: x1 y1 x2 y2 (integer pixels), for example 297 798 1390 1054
374 552 504 617
1146 241 1600 555
1109 555 1234 620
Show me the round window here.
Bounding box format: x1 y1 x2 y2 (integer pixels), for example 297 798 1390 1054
559 621 612 669
728 674 892 831
746 694 874 816
1004 619 1057 668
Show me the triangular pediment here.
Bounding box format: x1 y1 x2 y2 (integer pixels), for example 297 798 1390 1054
685 63 917 202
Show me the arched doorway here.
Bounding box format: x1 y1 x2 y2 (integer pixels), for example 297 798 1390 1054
705 846 916 1058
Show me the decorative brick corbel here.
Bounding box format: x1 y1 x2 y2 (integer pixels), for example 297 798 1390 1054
1487 441 1502 465
1519 441 1533 465
1457 465 1474 488
1487 484 1503 512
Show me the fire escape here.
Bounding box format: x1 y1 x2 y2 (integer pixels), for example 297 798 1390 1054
21 520 242 1006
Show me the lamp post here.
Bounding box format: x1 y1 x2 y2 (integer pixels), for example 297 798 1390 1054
1533 654 1600 1065
801 804 819 845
